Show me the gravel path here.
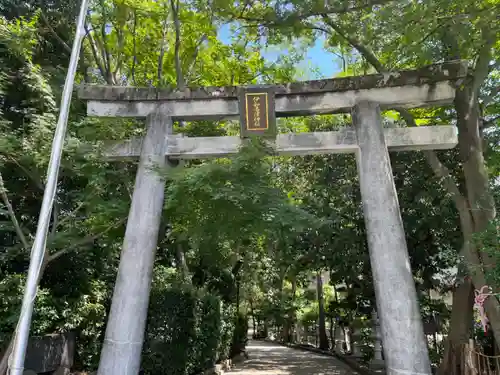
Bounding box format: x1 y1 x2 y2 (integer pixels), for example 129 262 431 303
226 341 359 375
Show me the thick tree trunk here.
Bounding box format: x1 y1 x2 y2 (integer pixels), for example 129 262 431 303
454 86 499 343
437 276 474 375
316 271 329 350
438 83 499 372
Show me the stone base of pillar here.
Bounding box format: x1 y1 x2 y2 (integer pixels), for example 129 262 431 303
334 340 345 353
351 347 363 357
350 338 363 357
350 324 363 357
333 326 345 354
370 358 385 367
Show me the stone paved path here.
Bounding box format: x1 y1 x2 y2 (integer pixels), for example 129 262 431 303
226 341 359 375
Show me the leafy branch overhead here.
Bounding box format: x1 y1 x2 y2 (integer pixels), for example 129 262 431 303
164 138 322 245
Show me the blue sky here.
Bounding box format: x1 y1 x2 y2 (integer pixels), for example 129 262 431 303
217 24 342 80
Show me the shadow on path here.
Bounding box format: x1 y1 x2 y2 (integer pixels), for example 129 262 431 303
227 340 358 375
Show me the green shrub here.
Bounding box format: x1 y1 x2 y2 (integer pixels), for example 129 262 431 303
142 283 246 375
192 293 221 373
143 286 197 375
217 303 236 361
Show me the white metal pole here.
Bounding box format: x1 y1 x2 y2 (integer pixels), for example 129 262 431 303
8 1 90 374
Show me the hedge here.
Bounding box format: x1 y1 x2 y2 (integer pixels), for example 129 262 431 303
142 285 247 375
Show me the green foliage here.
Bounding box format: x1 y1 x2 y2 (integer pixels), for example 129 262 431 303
475 216 500 289
194 294 222 371
144 285 197 375
0 274 109 368
143 271 243 375
0 13 130 370
164 137 321 280
218 303 237 361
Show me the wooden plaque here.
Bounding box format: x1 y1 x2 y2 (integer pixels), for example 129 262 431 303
238 87 276 138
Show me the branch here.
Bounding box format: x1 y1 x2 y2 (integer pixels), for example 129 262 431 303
415 23 446 46
481 84 500 106
40 11 72 54
396 109 472 225
323 21 470 220
472 27 495 96
7 156 44 191
234 0 395 26
0 172 30 250
321 15 387 73
131 10 138 85
51 201 58 237
171 0 185 90
47 217 127 263
113 26 126 84
423 150 470 215
0 214 125 374
84 23 109 83
52 200 86 231
98 0 113 82
157 5 169 85
481 115 500 129
185 34 208 81
398 111 469 212
299 22 334 36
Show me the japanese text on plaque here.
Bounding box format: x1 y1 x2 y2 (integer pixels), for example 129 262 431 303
252 96 261 129
245 93 268 131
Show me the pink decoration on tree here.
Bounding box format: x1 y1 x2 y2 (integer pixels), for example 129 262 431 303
474 285 494 333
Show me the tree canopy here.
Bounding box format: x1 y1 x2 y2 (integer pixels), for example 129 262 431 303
0 0 498 374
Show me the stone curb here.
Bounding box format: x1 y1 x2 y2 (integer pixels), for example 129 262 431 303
261 339 382 375
71 353 248 375
199 352 248 375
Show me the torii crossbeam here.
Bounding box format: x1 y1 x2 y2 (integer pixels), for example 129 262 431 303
78 61 467 375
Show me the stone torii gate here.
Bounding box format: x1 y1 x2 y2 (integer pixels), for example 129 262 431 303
78 61 467 375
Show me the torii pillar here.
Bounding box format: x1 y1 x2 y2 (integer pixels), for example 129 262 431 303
354 102 430 373
96 112 177 375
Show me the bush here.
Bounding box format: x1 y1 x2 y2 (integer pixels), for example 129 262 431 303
217 303 236 361
142 283 246 375
193 293 221 373
143 286 197 375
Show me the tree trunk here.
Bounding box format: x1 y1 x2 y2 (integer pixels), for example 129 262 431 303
249 299 256 336
437 82 499 372
175 242 189 281
329 316 335 348
283 276 297 343
316 271 329 350
437 276 474 375
454 85 499 343
277 269 286 341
